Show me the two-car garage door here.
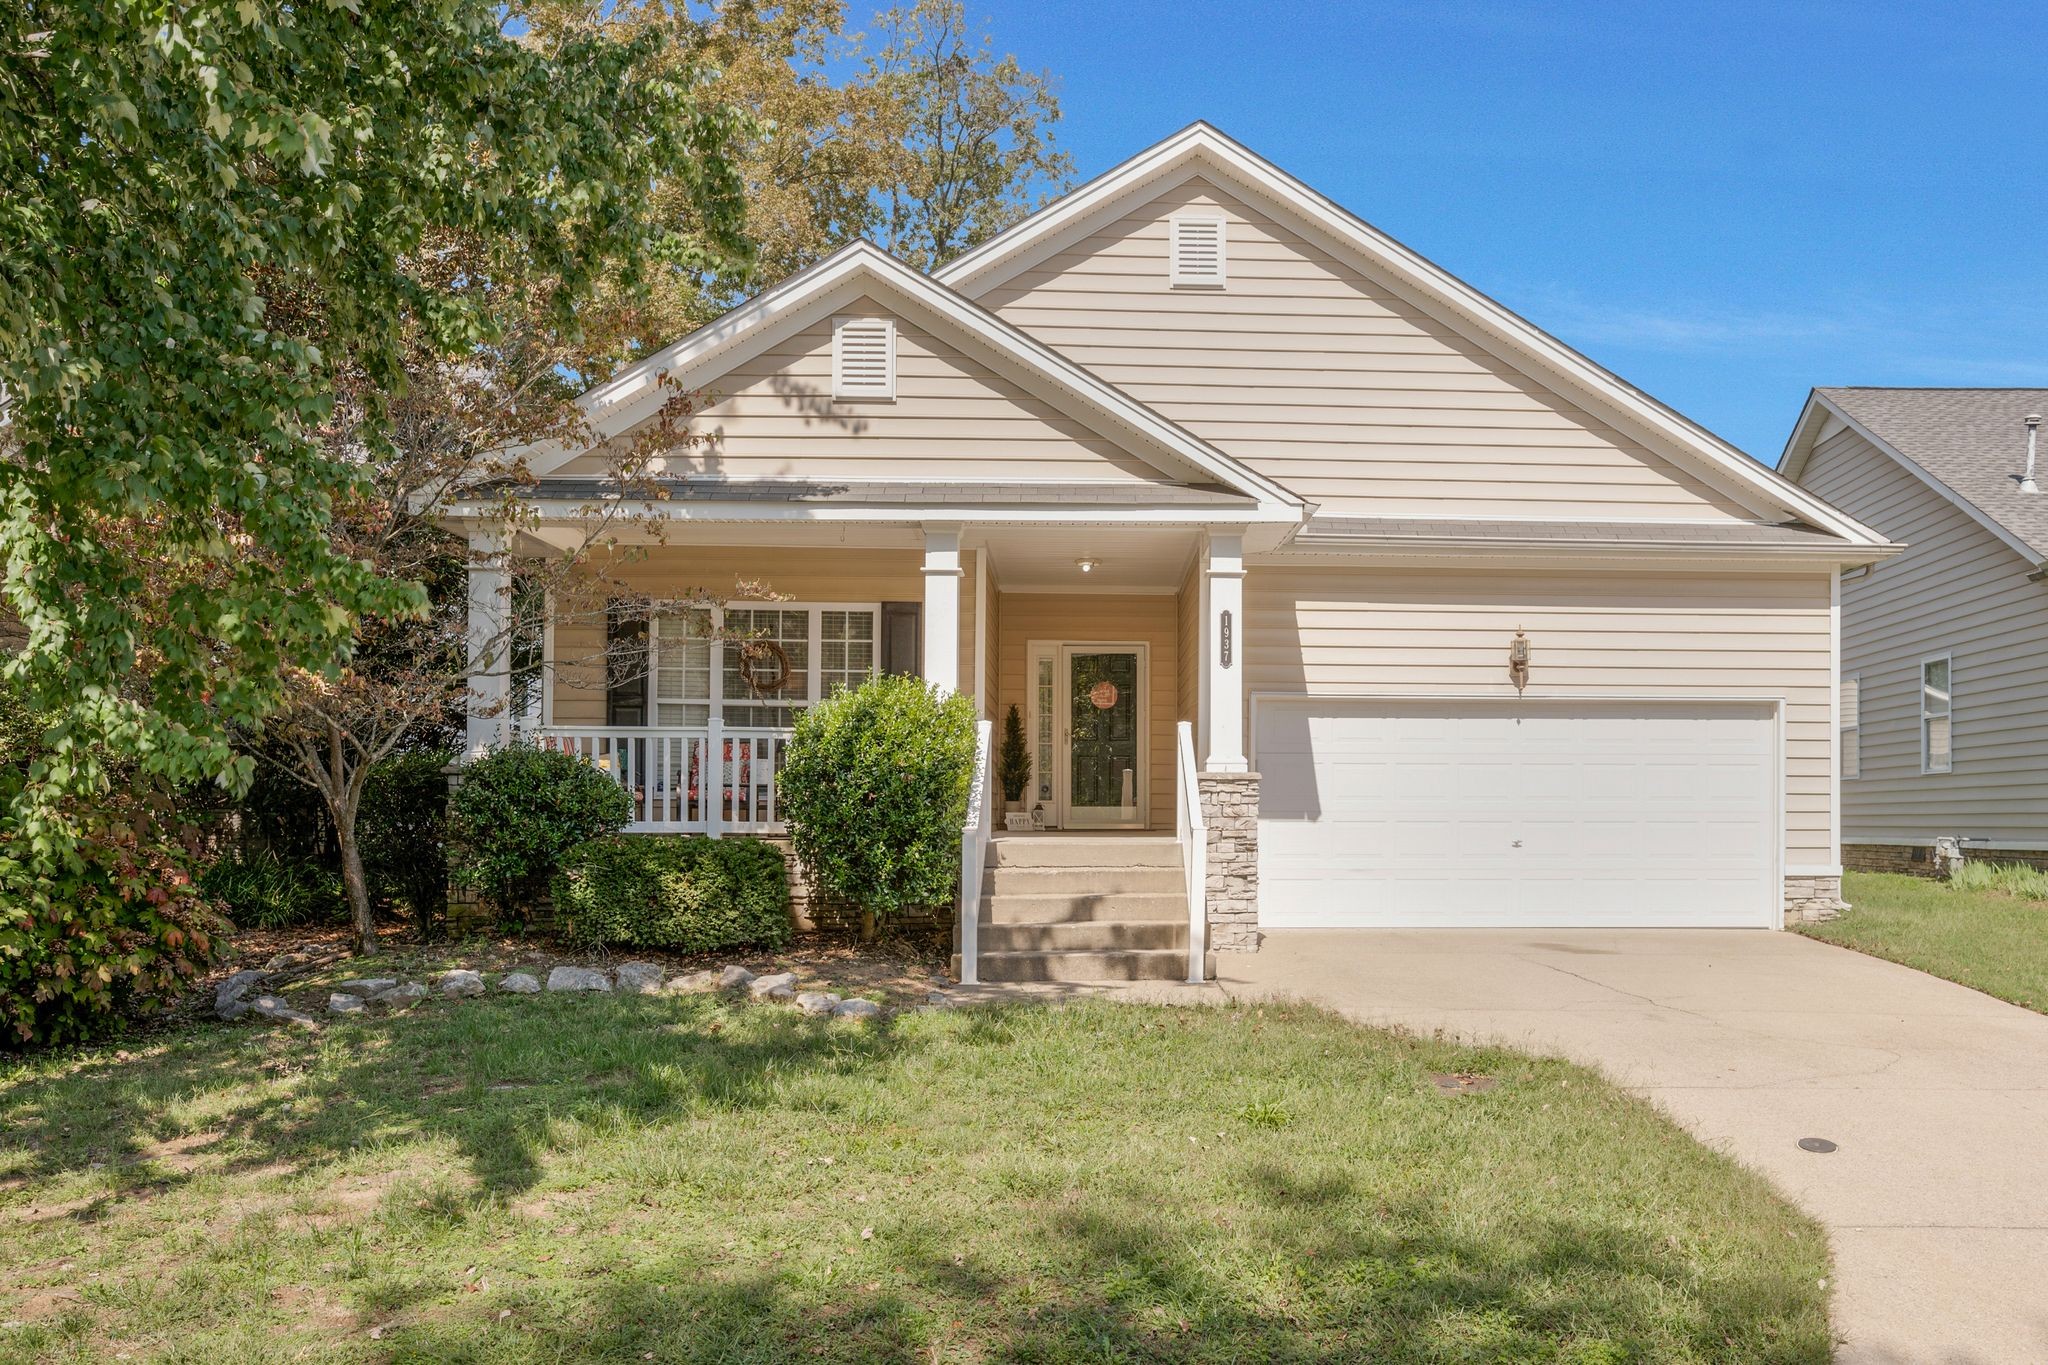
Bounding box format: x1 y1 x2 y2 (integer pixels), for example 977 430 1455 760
1255 699 1779 929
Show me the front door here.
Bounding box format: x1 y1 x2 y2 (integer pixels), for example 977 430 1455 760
1059 645 1146 829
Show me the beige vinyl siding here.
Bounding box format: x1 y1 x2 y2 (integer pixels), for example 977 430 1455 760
975 176 1760 521
1799 426 2048 845
555 295 1174 485
549 546 923 726
996 592 1179 831
1245 565 1834 867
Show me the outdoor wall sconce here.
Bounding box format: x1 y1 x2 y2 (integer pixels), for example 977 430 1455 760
1508 629 1531 692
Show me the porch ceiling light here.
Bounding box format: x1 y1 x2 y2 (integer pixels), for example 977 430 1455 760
1075 557 1098 574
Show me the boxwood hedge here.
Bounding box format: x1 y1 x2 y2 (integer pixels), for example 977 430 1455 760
550 834 791 952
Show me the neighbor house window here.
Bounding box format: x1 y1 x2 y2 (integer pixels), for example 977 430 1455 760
1920 655 1952 774
651 604 879 728
1169 214 1226 286
1840 674 1860 780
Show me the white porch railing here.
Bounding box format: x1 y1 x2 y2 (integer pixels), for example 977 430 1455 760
956 719 994 986
1176 720 1208 984
535 723 791 835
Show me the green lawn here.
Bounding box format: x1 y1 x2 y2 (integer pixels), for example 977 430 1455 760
1799 870 2048 1012
0 987 1830 1363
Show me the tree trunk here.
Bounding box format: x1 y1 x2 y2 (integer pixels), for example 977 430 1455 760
337 804 376 956
860 908 876 943
324 721 376 957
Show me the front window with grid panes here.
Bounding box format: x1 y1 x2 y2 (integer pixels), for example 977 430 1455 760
650 604 879 728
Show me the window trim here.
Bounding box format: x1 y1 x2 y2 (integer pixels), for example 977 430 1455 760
1920 653 1953 775
1840 672 1860 781
831 316 896 401
648 601 881 728
1168 212 1227 287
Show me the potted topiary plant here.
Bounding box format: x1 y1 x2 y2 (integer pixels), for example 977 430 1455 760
998 703 1034 831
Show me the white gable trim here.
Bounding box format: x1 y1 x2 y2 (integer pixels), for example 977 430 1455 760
1782 390 2043 568
937 122 1888 549
525 242 1301 513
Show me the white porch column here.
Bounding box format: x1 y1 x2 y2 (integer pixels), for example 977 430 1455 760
1201 530 1247 772
921 526 963 695
464 526 513 760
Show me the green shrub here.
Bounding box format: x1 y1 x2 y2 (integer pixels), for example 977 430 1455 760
360 749 454 935
447 745 632 918
778 674 977 921
1948 860 2048 901
198 850 348 929
0 681 228 1048
551 835 791 951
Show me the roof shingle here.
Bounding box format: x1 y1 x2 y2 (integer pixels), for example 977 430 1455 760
1818 388 2048 556
1294 517 1843 548
518 477 1257 510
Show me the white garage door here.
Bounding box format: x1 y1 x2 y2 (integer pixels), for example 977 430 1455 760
1255 699 1779 928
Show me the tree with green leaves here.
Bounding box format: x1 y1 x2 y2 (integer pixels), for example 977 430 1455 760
862 0 1072 271
527 0 1071 309
0 0 750 1030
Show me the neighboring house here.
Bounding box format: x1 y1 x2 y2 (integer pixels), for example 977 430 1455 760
1782 388 2048 873
444 123 1895 981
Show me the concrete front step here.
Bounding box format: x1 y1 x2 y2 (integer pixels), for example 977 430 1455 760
978 919 1187 952
981 891 1188 924
985 865 1184 896
970 948 1210 984
988 836 1180 869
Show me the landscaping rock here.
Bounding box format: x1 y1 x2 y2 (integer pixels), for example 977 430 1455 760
327 993 366 1016
436 969 486 998
717 965 756 990
747 972 798 1001
264 951 315 973
926 991 957 1008
250 994 318 1028
215 970 267 1020
664 970 721 995
370 982 429 1008
332 978 399 999
795 991 841 1017
615 962 665 995
832 998 883 1022
500 972 542 994
547 966 612 993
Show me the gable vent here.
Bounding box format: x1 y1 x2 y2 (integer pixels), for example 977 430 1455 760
1170 214 1226 286
833 316 896 400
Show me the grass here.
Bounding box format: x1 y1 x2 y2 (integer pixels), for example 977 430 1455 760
0 988 1831 1362
1799 870 2048 1013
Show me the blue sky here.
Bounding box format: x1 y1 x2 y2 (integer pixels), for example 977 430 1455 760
969 0 2046 465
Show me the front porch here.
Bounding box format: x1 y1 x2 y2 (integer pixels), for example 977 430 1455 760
469 522 1253 837
459 512 1265 980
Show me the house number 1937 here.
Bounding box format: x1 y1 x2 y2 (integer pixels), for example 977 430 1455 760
1220 609 1233 668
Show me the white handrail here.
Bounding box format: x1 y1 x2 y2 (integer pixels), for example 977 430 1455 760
534 723 789 835
957 719 994 985
1176 721 1207 984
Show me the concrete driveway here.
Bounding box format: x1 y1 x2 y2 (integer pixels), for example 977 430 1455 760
1217 929 2048 1365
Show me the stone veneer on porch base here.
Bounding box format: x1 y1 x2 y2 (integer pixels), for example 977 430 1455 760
1198 771 1261 953
1783 875 1848 925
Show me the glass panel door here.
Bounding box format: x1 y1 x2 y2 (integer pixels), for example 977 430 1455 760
1062 647 1143 829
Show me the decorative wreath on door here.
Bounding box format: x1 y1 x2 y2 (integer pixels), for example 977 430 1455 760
737 639 793 696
